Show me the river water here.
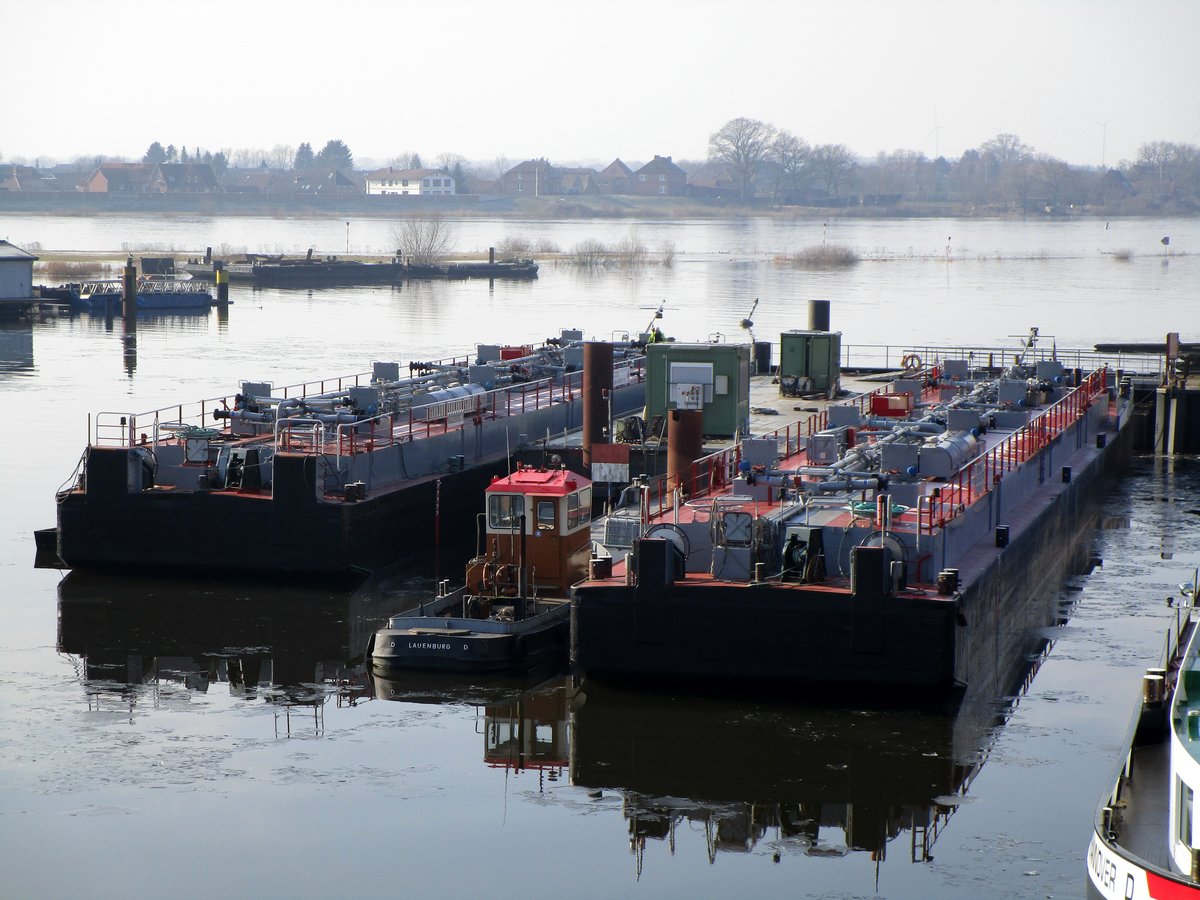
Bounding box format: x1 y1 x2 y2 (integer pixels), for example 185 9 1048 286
0 214 1197 899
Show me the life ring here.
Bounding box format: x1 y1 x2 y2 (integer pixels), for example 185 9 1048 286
900 353 923 371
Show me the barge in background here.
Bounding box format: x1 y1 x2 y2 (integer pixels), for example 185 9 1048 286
1087 575 1200 899
70 278 215 313
181 250 537 287
50 331 647 577
368 466 593 673
571 331 1135 695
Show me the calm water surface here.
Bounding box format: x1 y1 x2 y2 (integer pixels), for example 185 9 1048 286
0 214 1197 898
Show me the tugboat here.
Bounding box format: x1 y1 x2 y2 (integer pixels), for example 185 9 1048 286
369 465 597 673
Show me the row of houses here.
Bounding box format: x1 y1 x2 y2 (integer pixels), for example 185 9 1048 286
1 156 737 199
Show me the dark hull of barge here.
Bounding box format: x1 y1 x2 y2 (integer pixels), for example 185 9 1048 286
55 447 510 577
181 260 537 287
572 392 1134 695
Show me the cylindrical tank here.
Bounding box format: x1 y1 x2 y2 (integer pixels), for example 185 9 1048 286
808 299 830 332
666 409 704 493
582 341 614 472
918 432 983 478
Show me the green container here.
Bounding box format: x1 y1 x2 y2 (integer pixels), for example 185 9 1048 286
779 330 842 396
644 343 750 438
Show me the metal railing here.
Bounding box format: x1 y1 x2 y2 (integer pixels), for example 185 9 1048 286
834 341 1162 379
92 354 646 450
918 368 1109 533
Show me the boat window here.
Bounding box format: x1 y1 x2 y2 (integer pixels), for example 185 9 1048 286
1180 776 1194 848
537 500 556 531
488 494 525 530
567 488 592 530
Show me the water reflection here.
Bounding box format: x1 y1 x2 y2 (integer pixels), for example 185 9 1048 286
55 569 407 726
370 639 1053 879
0 321 34 376
372 669 572 781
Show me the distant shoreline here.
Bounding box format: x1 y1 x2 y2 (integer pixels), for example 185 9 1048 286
2 192 1194 220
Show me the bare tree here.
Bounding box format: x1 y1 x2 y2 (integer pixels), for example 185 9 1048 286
770 130 810 205
709 117 777 202
389 152 423 170
981 133 1032 165
493 156 512 179
434 152 471 191
269 144 295 170
390 215 454 266
1034 154 1070 207
230 147 266 169
810 144 856 197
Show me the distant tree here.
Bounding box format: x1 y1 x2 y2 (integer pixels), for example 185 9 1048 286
180 146 190 163
144 142 167 164
980 133 1032 166
810 144 856 197
493 156 512 179
951 149 989 206
268 144 294 171
980 134 1033 210
389 151 423 170
210 151 229 175
391 215 454 266
709 117 777 202
230 147 264 168
316 139 354 171
435 153 470 191
770 130 810 205
165 144 178 162
869 149 927 198
294 142 315 169
1034 154 1071 207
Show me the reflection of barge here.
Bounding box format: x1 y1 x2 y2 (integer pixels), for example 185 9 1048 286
573 334 1133 694
1087 576 1200 899
52 333 647 577
571 681 1008 871
55 569 398 692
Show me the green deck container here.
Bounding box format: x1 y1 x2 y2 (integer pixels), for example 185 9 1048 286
779 330 842 396
644 343 750 438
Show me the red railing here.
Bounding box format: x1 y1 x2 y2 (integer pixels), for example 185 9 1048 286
919 369 1108 533
635 369 1107 532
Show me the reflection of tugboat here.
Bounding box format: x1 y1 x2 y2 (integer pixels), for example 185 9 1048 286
369 466 595 672
371 670 572 778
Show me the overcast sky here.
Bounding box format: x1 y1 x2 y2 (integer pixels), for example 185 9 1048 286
3 0 1197 170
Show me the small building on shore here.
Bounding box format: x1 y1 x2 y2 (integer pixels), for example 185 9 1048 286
0 240 37 316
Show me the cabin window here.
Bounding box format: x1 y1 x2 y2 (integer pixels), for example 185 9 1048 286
1180 776 1194 848
488 494 525 530
567 488 592 529
537 500 556 531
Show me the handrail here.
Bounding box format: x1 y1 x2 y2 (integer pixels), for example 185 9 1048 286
92 352 647 450
920 368 1109 533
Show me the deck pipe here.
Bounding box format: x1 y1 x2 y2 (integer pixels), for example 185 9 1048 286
666 409 705 491
582 341 614 473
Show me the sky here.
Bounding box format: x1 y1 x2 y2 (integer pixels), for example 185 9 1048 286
3 0 1198 171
